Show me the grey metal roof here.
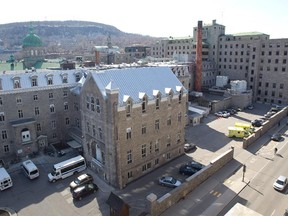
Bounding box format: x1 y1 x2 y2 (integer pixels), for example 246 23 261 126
91 66 187 106
0 69 85 93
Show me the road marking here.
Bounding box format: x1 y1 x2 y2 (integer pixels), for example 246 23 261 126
271 209 275 215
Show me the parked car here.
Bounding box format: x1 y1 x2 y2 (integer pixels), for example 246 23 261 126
187 161 205 171
72 183 98 200
70 173 94 190
179 165 198 176
271 133 282 142
273 175 287 191
251 119 264 127
158 176 181 188
184 143 196 152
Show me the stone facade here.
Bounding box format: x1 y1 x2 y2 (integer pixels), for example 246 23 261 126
80 67 188 189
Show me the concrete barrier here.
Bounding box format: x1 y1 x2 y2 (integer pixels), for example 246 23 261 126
146 148 234 216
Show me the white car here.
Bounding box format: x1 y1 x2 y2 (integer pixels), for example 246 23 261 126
273 175 287 191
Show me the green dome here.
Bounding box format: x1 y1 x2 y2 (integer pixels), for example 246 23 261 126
22 27 42 48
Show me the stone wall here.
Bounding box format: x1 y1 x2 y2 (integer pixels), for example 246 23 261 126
146 147 234 216
243 107 288 148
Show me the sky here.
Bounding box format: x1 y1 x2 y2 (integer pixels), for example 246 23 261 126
1 0 288 39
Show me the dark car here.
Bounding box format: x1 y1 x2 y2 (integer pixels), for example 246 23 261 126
251 119 264 127
72 183 98 200
179 165 198 176
70 173 94 190
271 133 282 142
187 161 205 171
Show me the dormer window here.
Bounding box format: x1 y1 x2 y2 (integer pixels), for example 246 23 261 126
12 76 21 89
50 104 55 113
176 86 183 104
123 95 132 117
165 88 173 106
30 75 38 87
61 73 68 83
139 92 148 113
153 90 161 110
46 74 54 85
75 72 81 82
126 100 132 117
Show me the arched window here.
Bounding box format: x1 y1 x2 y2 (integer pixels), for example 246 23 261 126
21 128 31 142
126 100 132 117
142 96 147 113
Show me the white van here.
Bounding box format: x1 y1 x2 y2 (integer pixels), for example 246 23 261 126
22 160 39 179
0 167 12 190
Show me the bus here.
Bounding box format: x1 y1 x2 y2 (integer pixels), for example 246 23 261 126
48 155 86 182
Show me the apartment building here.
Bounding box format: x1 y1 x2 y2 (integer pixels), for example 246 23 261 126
80 67 188 189
151 20 288 105
0 69 84 160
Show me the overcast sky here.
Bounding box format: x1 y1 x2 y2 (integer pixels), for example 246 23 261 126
1 0 288 39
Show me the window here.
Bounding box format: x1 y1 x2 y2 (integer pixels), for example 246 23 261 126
86 122 90 133
142 124 146 135
18 110 23 118
155 140 159 153
64 102 69 110
273 83 276 88
155 120 160 130
21 129 31 142
33 95 38 101
167 116 172 126
96 99 100 113
36 123 41 132
47 76 53 85
280 83 284 89
63 90 68 97
98 128 103 139
65 117 70 125
142 144 146 158
14 80 21 89
16 97 22 104
167 135 171 147
142 96 147 113
155 94 160 110
127 150 132 164
2 130 7 140
31 78 38 87
35 107 40 115
51 120 56 129
86 96 90 110
0 97 2 106
178 112 182 122
49 93 53 99
50 104 55 113
4 145 9 153
178 90 182 103
128 171 133 179
177 132 181 143
126 128 132 139
126 100 132 117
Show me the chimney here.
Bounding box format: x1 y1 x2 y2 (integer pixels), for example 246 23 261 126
95 50 100 66
195 20 203 92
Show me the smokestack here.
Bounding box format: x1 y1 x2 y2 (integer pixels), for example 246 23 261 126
195 20 203 92
95 50 100 65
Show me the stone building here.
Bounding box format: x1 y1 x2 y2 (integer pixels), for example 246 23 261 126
0 69 85 160
151 19 288 105
80 67 188 188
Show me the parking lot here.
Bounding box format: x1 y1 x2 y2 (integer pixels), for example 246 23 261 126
0 103 273 216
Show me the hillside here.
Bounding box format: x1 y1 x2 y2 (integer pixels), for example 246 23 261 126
0 20 161 54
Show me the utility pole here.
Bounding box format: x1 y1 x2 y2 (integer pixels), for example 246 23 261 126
242 164 246 182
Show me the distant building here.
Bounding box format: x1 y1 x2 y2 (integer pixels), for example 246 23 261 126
22 26 45 69
150 20 288 105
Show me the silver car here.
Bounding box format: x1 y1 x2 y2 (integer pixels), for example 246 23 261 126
158 176 181 188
